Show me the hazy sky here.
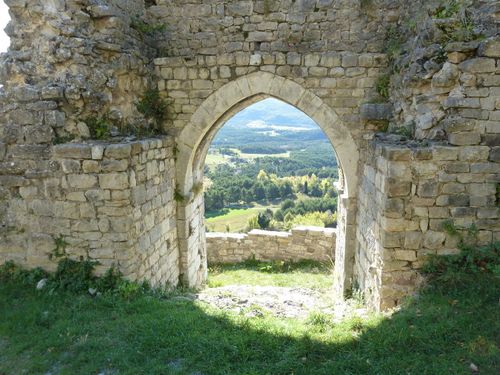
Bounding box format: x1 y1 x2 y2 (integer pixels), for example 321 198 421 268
0 1 9 53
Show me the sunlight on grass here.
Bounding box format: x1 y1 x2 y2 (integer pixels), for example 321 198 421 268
208 261 334 291
205 205 279 232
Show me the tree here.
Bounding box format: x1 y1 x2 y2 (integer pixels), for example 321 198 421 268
257 211 272 229
265 182 280 200
252 182 266 201
279 181 293 198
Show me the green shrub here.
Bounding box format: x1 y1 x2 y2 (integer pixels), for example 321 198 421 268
375 74 390 99
136 88 168 131
85 116 112 140
423 241 500 288
130 18 166 35
434 0 460 19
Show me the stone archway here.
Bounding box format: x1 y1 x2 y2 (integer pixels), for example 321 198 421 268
176 71 359 298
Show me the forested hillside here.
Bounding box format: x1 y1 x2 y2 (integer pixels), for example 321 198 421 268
204 99 339 233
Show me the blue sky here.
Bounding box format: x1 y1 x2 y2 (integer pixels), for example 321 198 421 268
0 1 9 53
225 98 317 129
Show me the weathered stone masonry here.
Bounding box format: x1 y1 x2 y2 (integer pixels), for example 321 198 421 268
207 226 336 264
0 0 498 310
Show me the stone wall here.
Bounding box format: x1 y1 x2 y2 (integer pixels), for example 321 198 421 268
356 138 499 310
206 226 336 264
0 0 498 311
0 136 179 286
353 1 500 310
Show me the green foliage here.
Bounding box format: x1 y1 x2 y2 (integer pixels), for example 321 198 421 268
191 182 204 196
384 25 404 62
306 311 334 332
51 257 99 293
1 257 499 373
136 88 168 131
257 209 273 229
423 241 500 288
49 235 69 260
85 116 112 140
174 185 185 203
375 74 390 99
52 134 75 145
391 124 414 138
130 18 167 35
283 211 337 230
0 261 48 285
434 0 460 18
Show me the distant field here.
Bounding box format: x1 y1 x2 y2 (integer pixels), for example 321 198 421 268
234 148 290 160
205 153 232 171
205 148 290 171
206 204 278 232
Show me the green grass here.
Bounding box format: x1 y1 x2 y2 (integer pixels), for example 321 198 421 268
206 204 278 232
205 153 231 171
0 269 498 374
208 260 334 290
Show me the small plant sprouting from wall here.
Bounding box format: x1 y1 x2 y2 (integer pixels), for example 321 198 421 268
130 18 167 35
136 88 168 133
384 26 404 64
432 0 482 43
434 0 460 19
85 116 112 140
49 235 69 260
442 220 479 246
174 185 185 203
53 134 75 145
375 74 390 99
191 182 204 196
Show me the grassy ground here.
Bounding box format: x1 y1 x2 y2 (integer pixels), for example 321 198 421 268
208 260 333 291
0 260 498 374
205 204 278 232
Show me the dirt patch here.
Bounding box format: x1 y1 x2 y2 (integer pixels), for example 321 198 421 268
196 285 366 319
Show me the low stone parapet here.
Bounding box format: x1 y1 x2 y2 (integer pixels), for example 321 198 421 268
206 226 336 264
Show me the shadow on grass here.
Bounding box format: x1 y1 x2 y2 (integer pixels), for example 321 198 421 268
0 273 498 375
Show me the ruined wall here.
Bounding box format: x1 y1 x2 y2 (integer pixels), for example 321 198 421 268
0 0 498 310
0 135 178 286
150 0 400 139
355 1 499 309
207 226 336 264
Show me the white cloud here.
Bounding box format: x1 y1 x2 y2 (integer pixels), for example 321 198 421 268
0 1 10 53
246 120 268 129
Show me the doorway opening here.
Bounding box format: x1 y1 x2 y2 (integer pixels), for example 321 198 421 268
204 98 339 235
196 97 346 318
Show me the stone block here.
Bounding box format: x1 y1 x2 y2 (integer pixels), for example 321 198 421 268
360 103 393 121
489 147 500 163
67 174 98 189
478 37 500 57
105 144 131 159
53 144 91 159
448 132 481 146
404 232 422 250
99 173 129 190
459 58 496 73
423 231 446 249
394 250 417 262
431 146 458 161
458 146 490 162
417 181 439 198
82 160 100 173
61 160 81 174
